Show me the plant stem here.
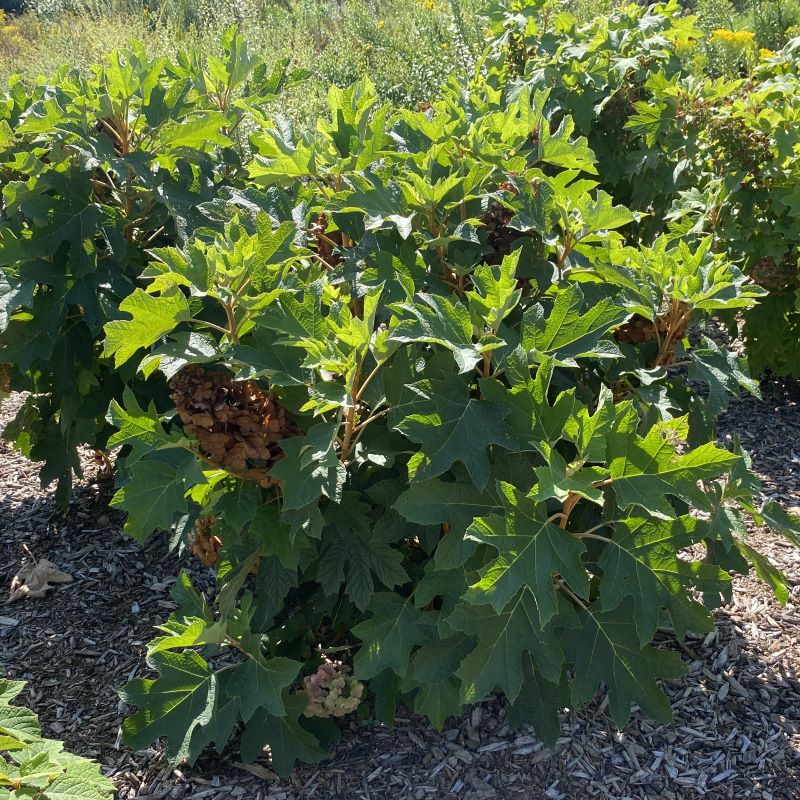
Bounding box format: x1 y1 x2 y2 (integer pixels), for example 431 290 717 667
223 302 240 344
559 491 580 529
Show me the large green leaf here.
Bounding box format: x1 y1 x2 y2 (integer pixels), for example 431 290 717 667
393 379 516 490
228 656 301 721
152 112 232 151
564 601 686 727
103 288 192 367
390 293 483 374
120 651 217 763
506 654 568 746
393 480 501 531
110 459 192 543
597 516 727 643
267 423 346 510
446 589 569 704
240 695 329 776
465 482 589 623
352 594 428 680
608 413 740 518
522 284 625 365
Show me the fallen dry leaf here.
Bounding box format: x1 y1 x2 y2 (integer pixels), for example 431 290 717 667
8 559 73 602
233 762 275 780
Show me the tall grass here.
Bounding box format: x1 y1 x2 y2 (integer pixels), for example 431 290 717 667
0 0 486 124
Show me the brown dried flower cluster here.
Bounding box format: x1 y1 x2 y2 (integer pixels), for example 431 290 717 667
189 515 222 568
615 313 672 345
170 365 300 486
750 256 799 295
615 302 692 367
302 661 364 719
188 515 260 574
480 198 531 268
615 307 690 346
311 212 342 269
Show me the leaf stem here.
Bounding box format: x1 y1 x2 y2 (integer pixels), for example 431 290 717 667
352 407 389 443
571 520 619 540
555 577 589 611
222 302 240 344
189 318 235 337
354 362 382 403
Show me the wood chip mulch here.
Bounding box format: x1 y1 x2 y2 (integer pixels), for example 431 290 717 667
2 380 799 800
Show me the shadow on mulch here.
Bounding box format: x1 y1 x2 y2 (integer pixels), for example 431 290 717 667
718 374 800 508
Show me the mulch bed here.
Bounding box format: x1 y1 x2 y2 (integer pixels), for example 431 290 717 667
2 379 800 800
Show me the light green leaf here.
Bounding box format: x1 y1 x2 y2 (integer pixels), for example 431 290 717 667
103 288 192 368
390 293 483 374
106 387 172 463
0 706 40 743
466 253 523 333
120 651 217 764
608 413 740 518
153 112 232 151
523 284 625 365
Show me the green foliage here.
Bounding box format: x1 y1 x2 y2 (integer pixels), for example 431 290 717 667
749 0 800 48
0 28 304 501
0 0 486 126
3 1 800 778
0 680 116 800
659 42 800 374
481 0 800 376
84 69 798 774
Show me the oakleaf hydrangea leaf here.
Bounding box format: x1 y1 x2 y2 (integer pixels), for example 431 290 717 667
240 695 329 776
447 589 568 704
465 482 589 623
523 284 625 365
352 594 428 679
228 656 302 721
393 379 516 490
597 516 728 643
103 287 192 367
390 293 483 374
564 601 686 727
267 423 346 509
608 412 740 518
120 650 217 764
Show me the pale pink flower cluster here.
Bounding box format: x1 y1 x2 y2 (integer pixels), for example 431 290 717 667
302 661 364 718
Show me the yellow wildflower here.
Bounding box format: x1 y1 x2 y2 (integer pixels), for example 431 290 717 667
423 0 436 10
710 29 756 47
674 37 697 55
377 19 385 29
0 9 24 49
760 47 776 60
